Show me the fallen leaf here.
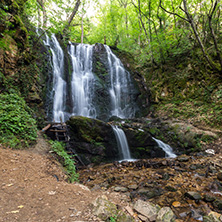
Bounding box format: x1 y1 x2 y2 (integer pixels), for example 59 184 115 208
18 205 24 209
172 201 181 207
6 210 19 214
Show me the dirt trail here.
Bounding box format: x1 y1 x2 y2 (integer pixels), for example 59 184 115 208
0 133 130 222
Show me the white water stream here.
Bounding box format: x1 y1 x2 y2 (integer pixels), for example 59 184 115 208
69 43 96 118
44 34 67 122
112 125 133 161
152 137 177 158
104 45 136 119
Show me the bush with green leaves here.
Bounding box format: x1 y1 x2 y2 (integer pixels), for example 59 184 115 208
0 93 37 148
50 140 79 183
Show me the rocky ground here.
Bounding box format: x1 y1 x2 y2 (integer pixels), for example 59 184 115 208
0 133 222 221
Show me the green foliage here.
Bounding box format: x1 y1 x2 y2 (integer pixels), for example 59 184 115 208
50 140 79 183
0 93 37 148
109 215 117 222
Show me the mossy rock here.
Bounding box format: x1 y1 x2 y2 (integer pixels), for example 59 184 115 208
67 116 119 164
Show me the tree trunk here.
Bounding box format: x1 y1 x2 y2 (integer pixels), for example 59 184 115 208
37 0 47 28
81 13 84 43
208 0 222 70
63 0 81 33
182 0 219 71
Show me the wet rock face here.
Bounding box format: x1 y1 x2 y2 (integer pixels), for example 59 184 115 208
91 43 111 121
123 127 165 159
92 43 141 121
67 116 119 164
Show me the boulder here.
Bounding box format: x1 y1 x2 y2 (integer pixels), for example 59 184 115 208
92 195 134 222
156 207 176 222
67 116 118 164
92 195 117 221
133 199 159 221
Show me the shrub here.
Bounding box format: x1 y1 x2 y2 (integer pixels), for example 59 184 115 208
0 93 37 148
50 140 79 183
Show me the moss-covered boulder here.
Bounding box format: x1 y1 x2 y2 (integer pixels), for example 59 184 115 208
67 116 119 164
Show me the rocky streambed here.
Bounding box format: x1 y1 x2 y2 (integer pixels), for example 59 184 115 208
79 149 222 221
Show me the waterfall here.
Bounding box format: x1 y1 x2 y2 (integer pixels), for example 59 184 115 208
152 137 177 158
69 43 96 118
112 125 132 161
104 45 136 119
44 34 67 122
44 36 136 161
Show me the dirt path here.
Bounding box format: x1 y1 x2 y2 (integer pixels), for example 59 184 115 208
0 133 130 222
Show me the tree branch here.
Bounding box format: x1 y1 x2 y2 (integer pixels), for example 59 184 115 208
159 0 189 22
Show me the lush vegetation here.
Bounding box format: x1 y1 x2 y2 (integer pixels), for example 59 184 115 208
0 0 221 153
22 0 222 129
0 93 37 148
50 140 79 183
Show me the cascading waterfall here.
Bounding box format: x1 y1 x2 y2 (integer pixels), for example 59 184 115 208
44 35 177 161
112 125 132 161
44 34 67 122
68 43 96 118
105 45 136 160
152 137 177 158
104 45 136 119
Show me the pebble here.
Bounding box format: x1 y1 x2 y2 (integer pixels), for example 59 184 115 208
185 191 202 200
114 186 128 192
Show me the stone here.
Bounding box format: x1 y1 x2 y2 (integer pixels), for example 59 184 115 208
165 186 177 192
217 172 222 181
92 196 117 221
133 199 159 221
191 209 203 221
156 207 176 222
209 211 222 220
125 206 134 217
177 155 189 162
138 188 163 199
138 214 149 221
205 149 215 155
203 214 220 222
114 186 128 192
117 211 134 222
213 199 222 210
204 194 216 202
185 191 202 200
128 184 138 190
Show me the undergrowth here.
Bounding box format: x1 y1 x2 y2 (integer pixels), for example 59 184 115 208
155 99 222 130
0 93 37 148
50 140 79 183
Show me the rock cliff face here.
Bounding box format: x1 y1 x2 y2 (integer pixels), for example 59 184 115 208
0 1 49 127
0 0 28 92
92 43 142 120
